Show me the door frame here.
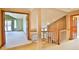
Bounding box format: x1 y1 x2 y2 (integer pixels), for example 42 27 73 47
1 9 31 48
70 14 79 39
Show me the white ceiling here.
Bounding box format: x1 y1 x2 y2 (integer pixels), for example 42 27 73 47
56 8 79 12
25 8 79 12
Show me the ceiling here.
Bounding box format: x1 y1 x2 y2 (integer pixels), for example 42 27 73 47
56 8 79 12
5 8 79 19
25 8 79 12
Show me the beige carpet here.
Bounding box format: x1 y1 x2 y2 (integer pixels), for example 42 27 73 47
3 38 79 50
5 31 31 48
44 39 79 50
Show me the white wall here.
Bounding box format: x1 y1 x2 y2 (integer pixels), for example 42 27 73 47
22 15 28 41
77 16 79 39
23 15 27 34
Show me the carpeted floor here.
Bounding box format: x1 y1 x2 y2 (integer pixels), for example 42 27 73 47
4 38 79 50
5 31 31 48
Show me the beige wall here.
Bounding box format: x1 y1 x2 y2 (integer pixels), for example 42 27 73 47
30 8 67 31
48 16 66 31
30 8 67 39
41 9 47 26
30 9 42 39
41 8 67 26
30 9 39 31
48 16 66 44
66 15 71 40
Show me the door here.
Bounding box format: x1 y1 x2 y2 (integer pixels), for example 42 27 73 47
0 10 30 48
70 16 77 39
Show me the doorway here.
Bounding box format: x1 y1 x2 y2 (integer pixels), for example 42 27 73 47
70 15 79 40
4 12 31 48
74 16 79 39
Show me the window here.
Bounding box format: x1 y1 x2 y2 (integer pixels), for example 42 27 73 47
14 20 17 29
5 20 12 31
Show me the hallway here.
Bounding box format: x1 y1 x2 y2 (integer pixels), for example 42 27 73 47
1 8 79 50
